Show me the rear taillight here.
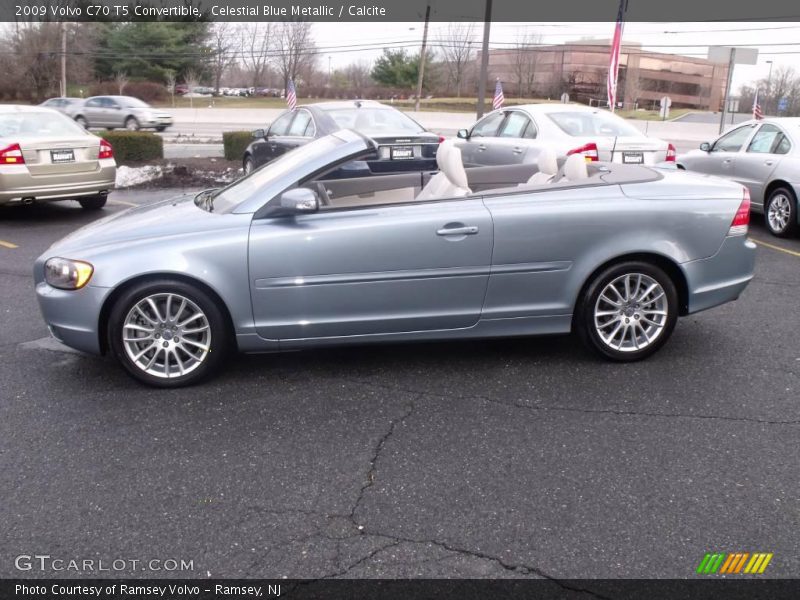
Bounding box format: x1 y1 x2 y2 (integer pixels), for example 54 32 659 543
666 143 676 162
98 139 113 160
438 135 446 144
567 142 599 162
728 187 751 236
0 143 24 164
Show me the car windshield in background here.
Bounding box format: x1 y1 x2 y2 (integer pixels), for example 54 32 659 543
209 134 349 213
121 97 149 108
547 111 642 137
0 112 87 137
324 107 424 135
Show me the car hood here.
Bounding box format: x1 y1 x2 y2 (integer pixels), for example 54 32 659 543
47 193 240 255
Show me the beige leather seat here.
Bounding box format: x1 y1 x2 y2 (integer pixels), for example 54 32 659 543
416 140 472 200
562 153 589 182
524 148 558 185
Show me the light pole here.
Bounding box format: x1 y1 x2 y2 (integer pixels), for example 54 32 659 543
414 2 431 113
765 60 773 115
476 0 493 119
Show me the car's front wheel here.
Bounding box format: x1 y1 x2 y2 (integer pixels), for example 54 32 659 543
765 186 798 238
78 195 107 210
243 155 254 175
576 261 678 361
108 280 231 387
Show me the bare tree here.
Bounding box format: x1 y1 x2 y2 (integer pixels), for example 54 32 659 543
183 68 200 109
210 22 236 95
511 33 542 98
343 60 372 89
274 21 317 92
438 23 475 98
623 68 645 109
113 71 129 95
165 70 177 107
238 23 273 89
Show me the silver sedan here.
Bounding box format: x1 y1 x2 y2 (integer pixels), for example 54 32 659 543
678 118 800 237
35 131 755 387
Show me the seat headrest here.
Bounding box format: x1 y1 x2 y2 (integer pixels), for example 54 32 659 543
563 154 589 181
442 144 469 190
537 148 558 176
436 140 453 171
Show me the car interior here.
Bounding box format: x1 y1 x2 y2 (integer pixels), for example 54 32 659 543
299 140 658 211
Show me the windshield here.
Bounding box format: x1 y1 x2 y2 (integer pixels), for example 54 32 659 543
208 134 350 213
0 111 88 137
120 97 150 108
324 107 424 135
547 111 642 137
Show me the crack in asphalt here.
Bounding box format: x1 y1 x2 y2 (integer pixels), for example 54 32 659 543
349 397 418 521
339 377 800 426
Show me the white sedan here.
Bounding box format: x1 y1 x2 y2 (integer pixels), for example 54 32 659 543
455 103 674 169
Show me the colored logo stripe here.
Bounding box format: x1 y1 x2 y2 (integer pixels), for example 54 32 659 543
698 552 773 574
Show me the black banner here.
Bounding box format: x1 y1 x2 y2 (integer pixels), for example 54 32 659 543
3 0 800 22
3 579 800 600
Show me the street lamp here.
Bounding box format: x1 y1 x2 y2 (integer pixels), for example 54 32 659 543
765 60 773 115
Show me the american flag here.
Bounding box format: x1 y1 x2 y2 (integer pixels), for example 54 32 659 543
607 0 628 112
753 89 763 120
492 79 504 111
286 79 297 111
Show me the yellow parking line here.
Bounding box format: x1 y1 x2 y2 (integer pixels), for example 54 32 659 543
750 237 800 258
108 199 137 207
0 239 18 249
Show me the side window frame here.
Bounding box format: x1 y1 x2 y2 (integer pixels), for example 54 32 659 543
498 111 532 139
712 124 756 153
268 112 295 137
470 111 507 138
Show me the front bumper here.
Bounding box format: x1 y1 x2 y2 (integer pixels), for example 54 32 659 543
35 282 110 355
682 235 756 314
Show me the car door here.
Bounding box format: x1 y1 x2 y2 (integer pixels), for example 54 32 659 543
247 195 493 341
82 98 104 126
457 111 507 166
281 108 315 154
492 110 540 165
104 97 123 127
259 112 296 165
734 123 790 209
699 124 757 177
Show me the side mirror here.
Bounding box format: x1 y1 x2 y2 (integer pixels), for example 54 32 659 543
252 128 266 139
699 142 711 152
457 128 469 139
278 187 319 215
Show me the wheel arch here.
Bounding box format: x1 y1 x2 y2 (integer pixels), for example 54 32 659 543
97 273 237 355
764 179 796 208
573 252 690 324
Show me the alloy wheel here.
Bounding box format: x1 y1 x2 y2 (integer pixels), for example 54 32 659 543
767 194 791 233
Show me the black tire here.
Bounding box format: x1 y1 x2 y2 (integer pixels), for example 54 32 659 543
75 116 88 129
106 127 115 131
125 116 140 131
108 279 232 388
243 155 255 175
78 195 107 210
155 126 167 132
576 261 678 362
764 186 798 238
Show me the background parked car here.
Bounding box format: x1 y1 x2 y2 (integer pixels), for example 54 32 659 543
0 105 115 209
678 118 800 237
242 100 442 176
72 96 173 131
39 97 83 117
455 104 675 168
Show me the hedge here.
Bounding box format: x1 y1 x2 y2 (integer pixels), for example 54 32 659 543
223 131 253 162
98 131 163 163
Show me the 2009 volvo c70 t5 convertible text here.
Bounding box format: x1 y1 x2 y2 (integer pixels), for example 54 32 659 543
35 131 756 387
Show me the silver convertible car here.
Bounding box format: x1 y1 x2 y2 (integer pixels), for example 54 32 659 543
35 131 756 387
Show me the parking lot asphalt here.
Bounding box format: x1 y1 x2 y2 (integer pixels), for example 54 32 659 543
0 190 798 581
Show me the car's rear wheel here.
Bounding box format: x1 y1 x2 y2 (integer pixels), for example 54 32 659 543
125 117 140 131
243 155 254 175
155 126 167 132
79 195 107 210
75 116 88 129
108 280 231 387
576 261 678 361
765 186 798 238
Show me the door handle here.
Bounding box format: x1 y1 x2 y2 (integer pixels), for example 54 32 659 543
436 226 479 236
512 146 523 154
478 144 486 151
764 160 774 166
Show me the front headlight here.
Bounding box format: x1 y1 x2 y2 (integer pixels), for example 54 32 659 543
44 257 94 290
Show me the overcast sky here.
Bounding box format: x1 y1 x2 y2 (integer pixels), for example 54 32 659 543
313 21 800 90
